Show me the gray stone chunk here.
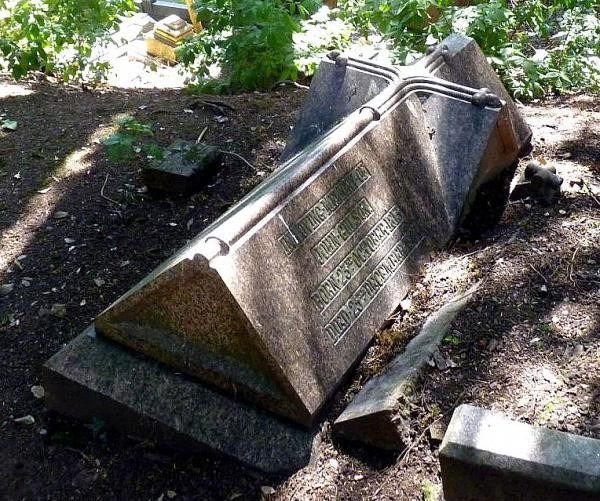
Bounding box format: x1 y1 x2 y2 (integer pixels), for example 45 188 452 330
43 325 316 473
142 140 222 194
440 404 600 501
333 285 477 449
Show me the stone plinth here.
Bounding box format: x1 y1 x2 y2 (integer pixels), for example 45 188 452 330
440 404 600 501
43 326 316 473
142 140 222 194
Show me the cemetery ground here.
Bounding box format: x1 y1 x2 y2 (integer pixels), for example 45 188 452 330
0 75 598 500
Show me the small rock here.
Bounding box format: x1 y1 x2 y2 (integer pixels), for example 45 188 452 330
400 298 412 311
31 385 45 399
572 344 584 358
0 283 14 296
38 428 48 436
260 486 275 499
328 457 339 469
93 278 105 287
487 339 499 352
50 303 67 318
541 368 558 384
428 420 447 443
353 474 364 481
14 415 35 425
71 468 98 491
64 238 75 244
433 350 448 370
38 307 51 317
166 491 177 499
539 284 548 294
53 211 69 219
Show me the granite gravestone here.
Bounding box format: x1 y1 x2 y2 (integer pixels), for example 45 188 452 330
43 34 531 471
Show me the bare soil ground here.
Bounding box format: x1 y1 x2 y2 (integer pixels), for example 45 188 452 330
0 76 598 500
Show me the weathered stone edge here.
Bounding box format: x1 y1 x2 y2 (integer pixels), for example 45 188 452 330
42 325 316 473
333 284 479 449
440 404 600 500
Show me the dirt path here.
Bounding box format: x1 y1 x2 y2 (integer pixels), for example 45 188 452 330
1 77 598 500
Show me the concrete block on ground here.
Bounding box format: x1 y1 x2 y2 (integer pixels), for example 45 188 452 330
440 404 600 500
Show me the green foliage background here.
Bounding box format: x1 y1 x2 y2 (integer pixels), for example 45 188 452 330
0 0 598 99
180 0 600 99
338 0 600 100
0 0 135 81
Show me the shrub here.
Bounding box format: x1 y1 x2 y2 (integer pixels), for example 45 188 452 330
338 0 600 99
0 0 135 82
178 0 353 93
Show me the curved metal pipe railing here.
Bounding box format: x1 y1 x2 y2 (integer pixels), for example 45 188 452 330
161 52 502 265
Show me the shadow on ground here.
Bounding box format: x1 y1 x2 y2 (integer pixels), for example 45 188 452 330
0 76 305 500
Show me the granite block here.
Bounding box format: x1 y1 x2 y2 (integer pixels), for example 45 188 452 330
142 140 222 194
93 35 531 427
43 326 316 473
440 404 600 500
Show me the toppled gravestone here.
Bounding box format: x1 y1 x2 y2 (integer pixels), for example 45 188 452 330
43 34 531 473
440 404 600 501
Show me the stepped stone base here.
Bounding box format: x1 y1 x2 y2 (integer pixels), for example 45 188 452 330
43 325 317 473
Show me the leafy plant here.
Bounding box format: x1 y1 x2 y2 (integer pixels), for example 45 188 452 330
339 0 600 99
0 0 135 82
179 0 352 93
443 334 461 346
104 117 163 163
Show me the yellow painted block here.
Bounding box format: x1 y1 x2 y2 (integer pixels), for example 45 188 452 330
145 34 178 62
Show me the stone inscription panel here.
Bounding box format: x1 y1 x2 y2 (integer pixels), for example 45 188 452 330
277 162 371 255
275 159 422 346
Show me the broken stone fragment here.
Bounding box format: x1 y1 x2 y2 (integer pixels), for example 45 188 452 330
142 140 222 195
440 404 600 500
510 161 563 205
333 284 478 449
